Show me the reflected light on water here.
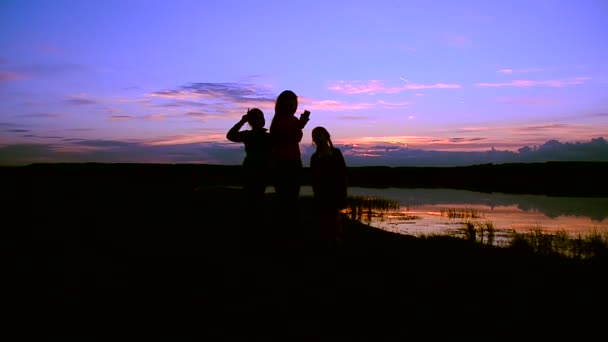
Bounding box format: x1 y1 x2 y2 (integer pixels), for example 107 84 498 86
329 187 608 242
355 201 608 242
265 186 608 242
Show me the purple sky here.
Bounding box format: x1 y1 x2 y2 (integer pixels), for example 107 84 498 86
1 0 607 166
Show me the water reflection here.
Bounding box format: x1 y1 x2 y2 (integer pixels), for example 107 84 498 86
298 186 608 241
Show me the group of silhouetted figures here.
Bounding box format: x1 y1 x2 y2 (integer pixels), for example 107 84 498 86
226 90 348 247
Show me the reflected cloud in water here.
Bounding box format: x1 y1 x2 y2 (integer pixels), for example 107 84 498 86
297 186 608 240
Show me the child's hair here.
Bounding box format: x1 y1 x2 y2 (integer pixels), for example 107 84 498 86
246 108 265 129
274 90 298 117
312 126 334 149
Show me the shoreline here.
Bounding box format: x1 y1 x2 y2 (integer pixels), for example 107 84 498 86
5 182 607 336
3 160 608 197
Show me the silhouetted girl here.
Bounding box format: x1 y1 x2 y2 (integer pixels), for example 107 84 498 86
310 126 348 247
269 90 310 204
226 108 272 201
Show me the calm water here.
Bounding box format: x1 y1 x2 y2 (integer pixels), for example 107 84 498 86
297 186 608 242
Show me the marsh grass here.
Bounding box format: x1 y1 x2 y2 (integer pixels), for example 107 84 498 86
441 207 482 219
456 220 496 246
508 227 608 260
344 196 400 223
344 198 607 261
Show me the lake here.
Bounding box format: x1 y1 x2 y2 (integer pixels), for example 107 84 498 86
296 186 608 244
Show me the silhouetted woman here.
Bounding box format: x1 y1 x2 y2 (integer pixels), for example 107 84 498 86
269 90 310 204
310 126 348 247
226 108 272 201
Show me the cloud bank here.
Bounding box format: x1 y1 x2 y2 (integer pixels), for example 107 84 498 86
2 137 606 167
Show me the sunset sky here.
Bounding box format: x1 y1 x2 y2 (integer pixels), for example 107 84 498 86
1 0 607 166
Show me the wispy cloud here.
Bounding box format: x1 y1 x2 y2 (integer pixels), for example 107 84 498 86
453 123 577 134
300 98 373 111
497 67 544 74
147 81 276 117
185 112 213 119
143 114 168 121
65 94 99 106
343 135 435 146
148 81 389 116
0 71 28 82
335 115 370 120
19 113 64 118
512 123 573 132
328 80 462 95
107 113 170 121
109 115 135 121
340 134 538 153
303 100 414 115
145 133 227 146
377 100 413 107
150 82 275 102
37 44 62 55
346 41 417 52
499 96 561 105
443 34 471 46
474 77 590 88
12 63 85 77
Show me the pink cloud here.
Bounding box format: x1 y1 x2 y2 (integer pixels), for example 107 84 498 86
340 134 530 152
38 44 61 54
475 77 590 88
343 136 433 146
328 80 462 95
145 133 226 146
109 116 135 121
327 80 392 94
328 120 606 153
377 100 412 107
185 112 214 119
298 97 412 113
499 96 561 105
144 114 167 121
0 71 28 82
444 34 471 46
497 67 544 74
403 83 461 90
335 115 369 120
65 93 100 106
301 99 373 111
106 108 122 114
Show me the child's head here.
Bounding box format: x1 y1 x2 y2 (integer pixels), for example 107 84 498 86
312 126 332 148
246 108 265 129
275 90 298 117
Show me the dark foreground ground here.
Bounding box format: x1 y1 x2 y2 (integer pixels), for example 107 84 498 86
4 167 608 338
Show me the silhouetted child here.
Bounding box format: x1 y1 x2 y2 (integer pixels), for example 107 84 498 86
310 126 348 248
268 90 311 233
269 90 310 204
226 108 272 202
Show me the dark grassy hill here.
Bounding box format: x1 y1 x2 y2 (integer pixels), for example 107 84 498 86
5 166 607 338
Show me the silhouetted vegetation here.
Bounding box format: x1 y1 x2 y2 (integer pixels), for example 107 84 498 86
4 162 607 337
4 160 607 197
338 161 608 197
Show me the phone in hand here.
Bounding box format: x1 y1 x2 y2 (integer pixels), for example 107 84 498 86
302 110 311 119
